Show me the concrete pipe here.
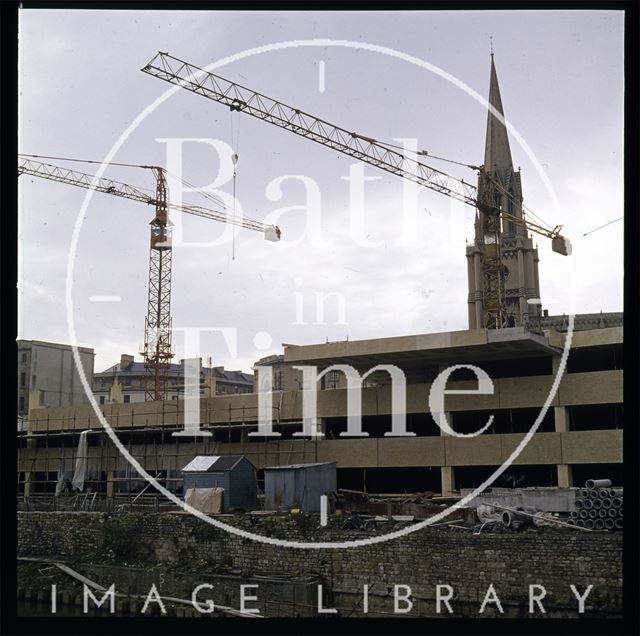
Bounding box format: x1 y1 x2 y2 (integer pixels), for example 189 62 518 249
588 510 598 519
501 511 532 529
586 479 612 489
614 518 623 530
619 507 623 518
582 498 593 510
579 510 590 519
570 510 579 519
575 498 584 509
501 511 512 528
601 498 612 509
609 488 623 497
579 488 590 499
592 498 602 509
598 489 609 498
594 519 605 530
605 518 615 530
608 508 617 518
612 497 623 508
584 519 595 530
588 489 600 499
598 509 608 518
576 519 585 528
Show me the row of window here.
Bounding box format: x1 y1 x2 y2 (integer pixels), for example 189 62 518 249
19 373 37 388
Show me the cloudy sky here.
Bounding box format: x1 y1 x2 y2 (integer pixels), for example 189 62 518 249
18 9 624 373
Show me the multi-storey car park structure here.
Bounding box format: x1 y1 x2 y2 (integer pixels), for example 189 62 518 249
18 314 623 500
17 57 623 502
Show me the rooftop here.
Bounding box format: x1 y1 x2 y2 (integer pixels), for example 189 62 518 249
95 360 253 384
264 462 337 471
181 455 247 472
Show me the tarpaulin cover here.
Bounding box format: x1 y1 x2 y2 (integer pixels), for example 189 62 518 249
185 487 224 514
71 430 91 492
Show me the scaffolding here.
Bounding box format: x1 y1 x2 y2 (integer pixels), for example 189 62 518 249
17 397 325 509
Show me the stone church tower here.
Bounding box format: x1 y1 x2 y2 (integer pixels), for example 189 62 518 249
466 55 542 329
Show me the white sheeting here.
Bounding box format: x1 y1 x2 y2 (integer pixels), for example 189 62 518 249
185 487 224 514
71 430 91 491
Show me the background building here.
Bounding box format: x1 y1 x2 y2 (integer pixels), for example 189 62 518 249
16 340 95 425
92 354 254 404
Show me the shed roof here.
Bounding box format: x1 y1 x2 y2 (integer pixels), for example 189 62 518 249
181 455 247 472
264 462 336 471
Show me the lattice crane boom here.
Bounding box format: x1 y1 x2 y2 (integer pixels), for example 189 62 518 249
18 158 277 235
19 155 280 401
142 52 479 207
142 52 570 330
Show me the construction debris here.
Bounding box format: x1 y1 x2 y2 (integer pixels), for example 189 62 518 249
336 489 472 523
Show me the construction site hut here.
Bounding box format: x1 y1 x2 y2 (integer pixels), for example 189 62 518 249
181 455 258 512
264 462 337 513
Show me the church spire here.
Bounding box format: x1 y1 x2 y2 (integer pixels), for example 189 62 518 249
484 55 514 184
467 52 542 330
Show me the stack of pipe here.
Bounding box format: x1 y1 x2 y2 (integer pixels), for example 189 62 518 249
571 479 623 530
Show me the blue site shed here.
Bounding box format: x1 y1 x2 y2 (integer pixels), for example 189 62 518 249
181 455 258 512
264 462 337 513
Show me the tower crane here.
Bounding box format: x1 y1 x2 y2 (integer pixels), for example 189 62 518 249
18 155 281 401
142 51 571 330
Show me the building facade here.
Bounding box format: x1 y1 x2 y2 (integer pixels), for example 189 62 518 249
16 340 95 421
92 354 254 405
19 318 623 497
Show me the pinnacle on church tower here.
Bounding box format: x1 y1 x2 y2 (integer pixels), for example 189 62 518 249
466 54 543 330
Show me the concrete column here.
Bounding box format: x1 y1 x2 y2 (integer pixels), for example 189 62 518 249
441 466 455 496
551 354 567 377
106 471 115 498
554 406 569 433
557 464 573 488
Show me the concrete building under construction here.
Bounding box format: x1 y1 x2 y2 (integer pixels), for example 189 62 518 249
18 313 623 499
16 56 623 502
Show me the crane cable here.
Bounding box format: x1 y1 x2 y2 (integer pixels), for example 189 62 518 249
371 140 478 170
583 216 623 237
373 142 556 233
20 152 266 228
18 153 154 171
230 108 241 261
